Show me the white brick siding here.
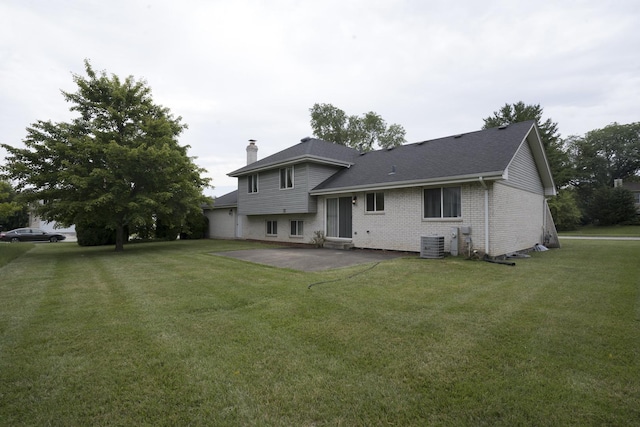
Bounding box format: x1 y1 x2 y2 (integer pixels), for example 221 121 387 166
212 181 547 257
241 212 326 244
490 182 545 255
350 184 489 254
206 208 237 239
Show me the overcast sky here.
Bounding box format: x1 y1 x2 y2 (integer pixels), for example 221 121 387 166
1 0 639 197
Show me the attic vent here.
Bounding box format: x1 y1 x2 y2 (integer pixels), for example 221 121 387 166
386 146 395 151
300 136 311 142
498 124 509 130
416 141 425 145
454 134 463 138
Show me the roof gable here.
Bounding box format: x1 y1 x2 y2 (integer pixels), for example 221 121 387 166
228 137 360 177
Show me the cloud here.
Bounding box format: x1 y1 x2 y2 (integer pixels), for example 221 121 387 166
1 0 639 196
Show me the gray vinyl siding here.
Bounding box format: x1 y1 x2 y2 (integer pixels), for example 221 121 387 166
307 163 344 189
504 140 544 194
237 163 344 215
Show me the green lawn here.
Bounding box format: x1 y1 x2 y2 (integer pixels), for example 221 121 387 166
1 239 638 426
559 224 640 237
0 242 34 266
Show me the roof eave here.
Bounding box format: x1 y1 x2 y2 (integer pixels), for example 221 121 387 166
309 171 506 195
526 124 557 194
228 155 354 177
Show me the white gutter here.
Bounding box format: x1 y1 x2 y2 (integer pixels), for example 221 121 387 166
310 171 505 196
479 177 489 255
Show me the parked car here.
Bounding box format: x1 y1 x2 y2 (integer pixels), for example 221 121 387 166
0 228 66 243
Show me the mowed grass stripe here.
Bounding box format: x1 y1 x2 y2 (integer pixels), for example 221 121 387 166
0 239 638 425
1 244 224 424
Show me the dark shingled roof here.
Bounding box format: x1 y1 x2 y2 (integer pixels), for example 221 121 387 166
209 190 238 208
311 120 538 193
228 137 360 176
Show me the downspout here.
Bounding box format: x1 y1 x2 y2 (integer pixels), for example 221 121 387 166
479 177 489 255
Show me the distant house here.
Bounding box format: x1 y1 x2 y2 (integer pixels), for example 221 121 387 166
204 121 559 257
29 207 75 235
614 179 640 213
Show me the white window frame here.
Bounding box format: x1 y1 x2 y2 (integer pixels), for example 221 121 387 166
279 166 294 189
266 220 278 236
365 192 385 213
423 186 461 219
290 220 304 237
248 173 258 194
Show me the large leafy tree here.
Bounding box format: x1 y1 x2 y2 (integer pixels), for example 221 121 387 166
1 60 210 251
566 122 640 188
482 101 572 187
565 122 640 225
310 103 406 151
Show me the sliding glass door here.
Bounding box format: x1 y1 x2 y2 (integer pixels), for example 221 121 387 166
326 197 352 238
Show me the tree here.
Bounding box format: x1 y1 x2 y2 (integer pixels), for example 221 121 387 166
546 188 582 231
586 186 637 226
566 122 640 188
565 122 640 225
310 103 406 151
1 60 210 251
482 101 572 187
0 180 28 230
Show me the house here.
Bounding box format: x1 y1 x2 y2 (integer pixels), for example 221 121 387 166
28 206 76 236
614 179 640 213
204 121 559 257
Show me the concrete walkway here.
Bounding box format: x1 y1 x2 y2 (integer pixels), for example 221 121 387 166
213 247 408 272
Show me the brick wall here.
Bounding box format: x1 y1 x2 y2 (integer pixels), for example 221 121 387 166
350 184 487 254
206 208 237 239
241 212 325 244
490 182 545 255
224 181 546 257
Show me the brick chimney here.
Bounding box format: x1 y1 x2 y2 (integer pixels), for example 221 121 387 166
247 140 258 165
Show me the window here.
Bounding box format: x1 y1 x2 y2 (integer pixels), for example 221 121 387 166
365 192 385 212
248 174 258 193
290 220 304 237
280 166 294 189
424 187 461 218
266 220 277 236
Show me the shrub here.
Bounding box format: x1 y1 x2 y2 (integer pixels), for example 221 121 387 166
76 220 124 246
310 230 326 248
548 188 582 231
588 186 637 226
179 212 209 240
